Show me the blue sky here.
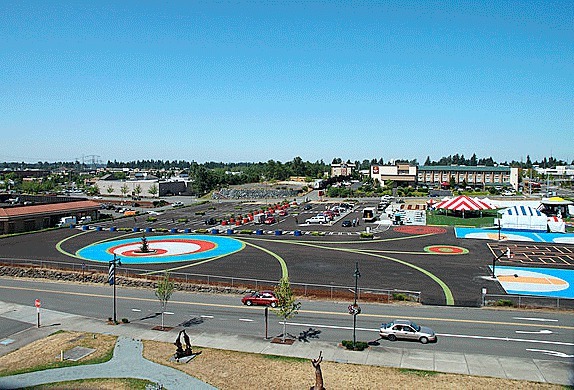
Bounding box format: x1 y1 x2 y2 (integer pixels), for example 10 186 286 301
1 1 572 164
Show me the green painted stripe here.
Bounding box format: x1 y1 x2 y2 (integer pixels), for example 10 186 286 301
244 241 288 279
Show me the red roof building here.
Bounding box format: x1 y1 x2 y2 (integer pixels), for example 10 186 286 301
0 200 100 234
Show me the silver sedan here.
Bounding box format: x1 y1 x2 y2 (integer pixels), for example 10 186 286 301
379 319 437 344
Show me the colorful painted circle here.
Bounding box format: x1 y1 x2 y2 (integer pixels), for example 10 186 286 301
394 226 447 235
424 245 469 255
76 235 244 264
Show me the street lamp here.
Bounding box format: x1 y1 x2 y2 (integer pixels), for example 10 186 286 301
108 253 122 324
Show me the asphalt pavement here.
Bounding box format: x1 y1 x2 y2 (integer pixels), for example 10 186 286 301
0 300 572 387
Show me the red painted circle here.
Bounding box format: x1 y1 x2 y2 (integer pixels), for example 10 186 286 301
107 239 216 257
424 245 468 255
394 226 447 235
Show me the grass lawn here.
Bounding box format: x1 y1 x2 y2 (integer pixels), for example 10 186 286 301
426 209 498 227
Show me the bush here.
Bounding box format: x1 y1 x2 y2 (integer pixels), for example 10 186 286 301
360 232 374 239
146 217 157 222
495 299 514 307
310 231 325 236
341 340 368 351
121 318 129 323
239 229 253 234
177 218 188 223
195 211 205 216
195 228 208 234
392 293 408 301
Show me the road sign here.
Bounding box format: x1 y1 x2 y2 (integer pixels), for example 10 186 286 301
34 299 41 308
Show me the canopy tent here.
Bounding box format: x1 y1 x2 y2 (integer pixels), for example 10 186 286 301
433 195 494 211
498 205 547 231
433 195 494 218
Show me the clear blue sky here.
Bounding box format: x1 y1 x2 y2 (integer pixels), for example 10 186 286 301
1 1 572 165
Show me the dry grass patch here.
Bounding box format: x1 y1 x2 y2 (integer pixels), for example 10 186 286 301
0 331 116 377
142 340 561 390
26 378 154 389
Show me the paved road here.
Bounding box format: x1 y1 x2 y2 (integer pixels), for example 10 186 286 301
1 278 573 363
0 279 572 386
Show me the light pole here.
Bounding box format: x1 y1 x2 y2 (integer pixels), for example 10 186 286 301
352 262 361 347
108 253 121 323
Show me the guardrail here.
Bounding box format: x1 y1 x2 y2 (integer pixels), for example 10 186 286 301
0 257 421 303
484 293 574 309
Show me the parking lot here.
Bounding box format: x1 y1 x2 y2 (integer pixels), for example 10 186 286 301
2 198 571 307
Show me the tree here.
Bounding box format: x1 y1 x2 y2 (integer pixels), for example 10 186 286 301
148 183 158 197
155 272 175 330
134 184 142 199
273 276 301 342
120 183 129 202
106 184 114 195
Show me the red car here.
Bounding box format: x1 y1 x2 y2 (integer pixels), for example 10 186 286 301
264 216 276 224
241 291 278 307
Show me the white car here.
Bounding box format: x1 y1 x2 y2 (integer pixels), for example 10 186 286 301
305 215 328 224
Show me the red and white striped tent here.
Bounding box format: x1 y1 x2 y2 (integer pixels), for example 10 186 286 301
433 195 494 217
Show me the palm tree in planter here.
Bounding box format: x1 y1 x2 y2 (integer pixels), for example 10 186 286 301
273 276 301 343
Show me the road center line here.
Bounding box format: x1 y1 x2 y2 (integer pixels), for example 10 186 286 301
283 322 574 347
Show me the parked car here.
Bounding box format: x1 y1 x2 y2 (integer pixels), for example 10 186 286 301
241 291 278 307
341 220 352 227
278 210 288 216
305 215 328 224
264 216 276 224
379 319 437 344
205 217 217 225
303 204 313 210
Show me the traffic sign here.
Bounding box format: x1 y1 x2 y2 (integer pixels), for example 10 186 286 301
34 299 41 308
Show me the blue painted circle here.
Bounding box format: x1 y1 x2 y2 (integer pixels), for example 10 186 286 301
76 235 244 264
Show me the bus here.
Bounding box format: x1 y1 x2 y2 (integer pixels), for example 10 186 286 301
362 207 377 222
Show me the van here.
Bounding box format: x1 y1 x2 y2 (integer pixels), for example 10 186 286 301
305 215 328 224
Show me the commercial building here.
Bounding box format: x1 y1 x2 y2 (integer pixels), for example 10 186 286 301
370 164 417 187
0 200 100 234
331 162 356 177
417 166 520 190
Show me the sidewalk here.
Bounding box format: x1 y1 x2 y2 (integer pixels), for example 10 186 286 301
0 301 572 387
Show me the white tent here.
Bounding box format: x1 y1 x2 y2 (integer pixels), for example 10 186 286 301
499 205 547 231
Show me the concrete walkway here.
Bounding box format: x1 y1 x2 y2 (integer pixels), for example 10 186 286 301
0 301 572 387
0 336 216 389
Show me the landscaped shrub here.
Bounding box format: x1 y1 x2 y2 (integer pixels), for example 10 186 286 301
360 232 374 239
195 211 205 216
310 231 325 236
239 229 253 234
392 293 408 301
195 228 208 234
146 217 157 222
495 299 514 307
177 218 188 223
341 340 368 351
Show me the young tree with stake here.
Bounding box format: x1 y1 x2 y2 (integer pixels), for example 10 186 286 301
273 276 301 342
155 272 175 330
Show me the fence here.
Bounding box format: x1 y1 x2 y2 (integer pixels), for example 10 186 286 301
0 257 421 303
484 293 574 310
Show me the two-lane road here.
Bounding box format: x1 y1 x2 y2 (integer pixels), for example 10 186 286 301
1 278 573 362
